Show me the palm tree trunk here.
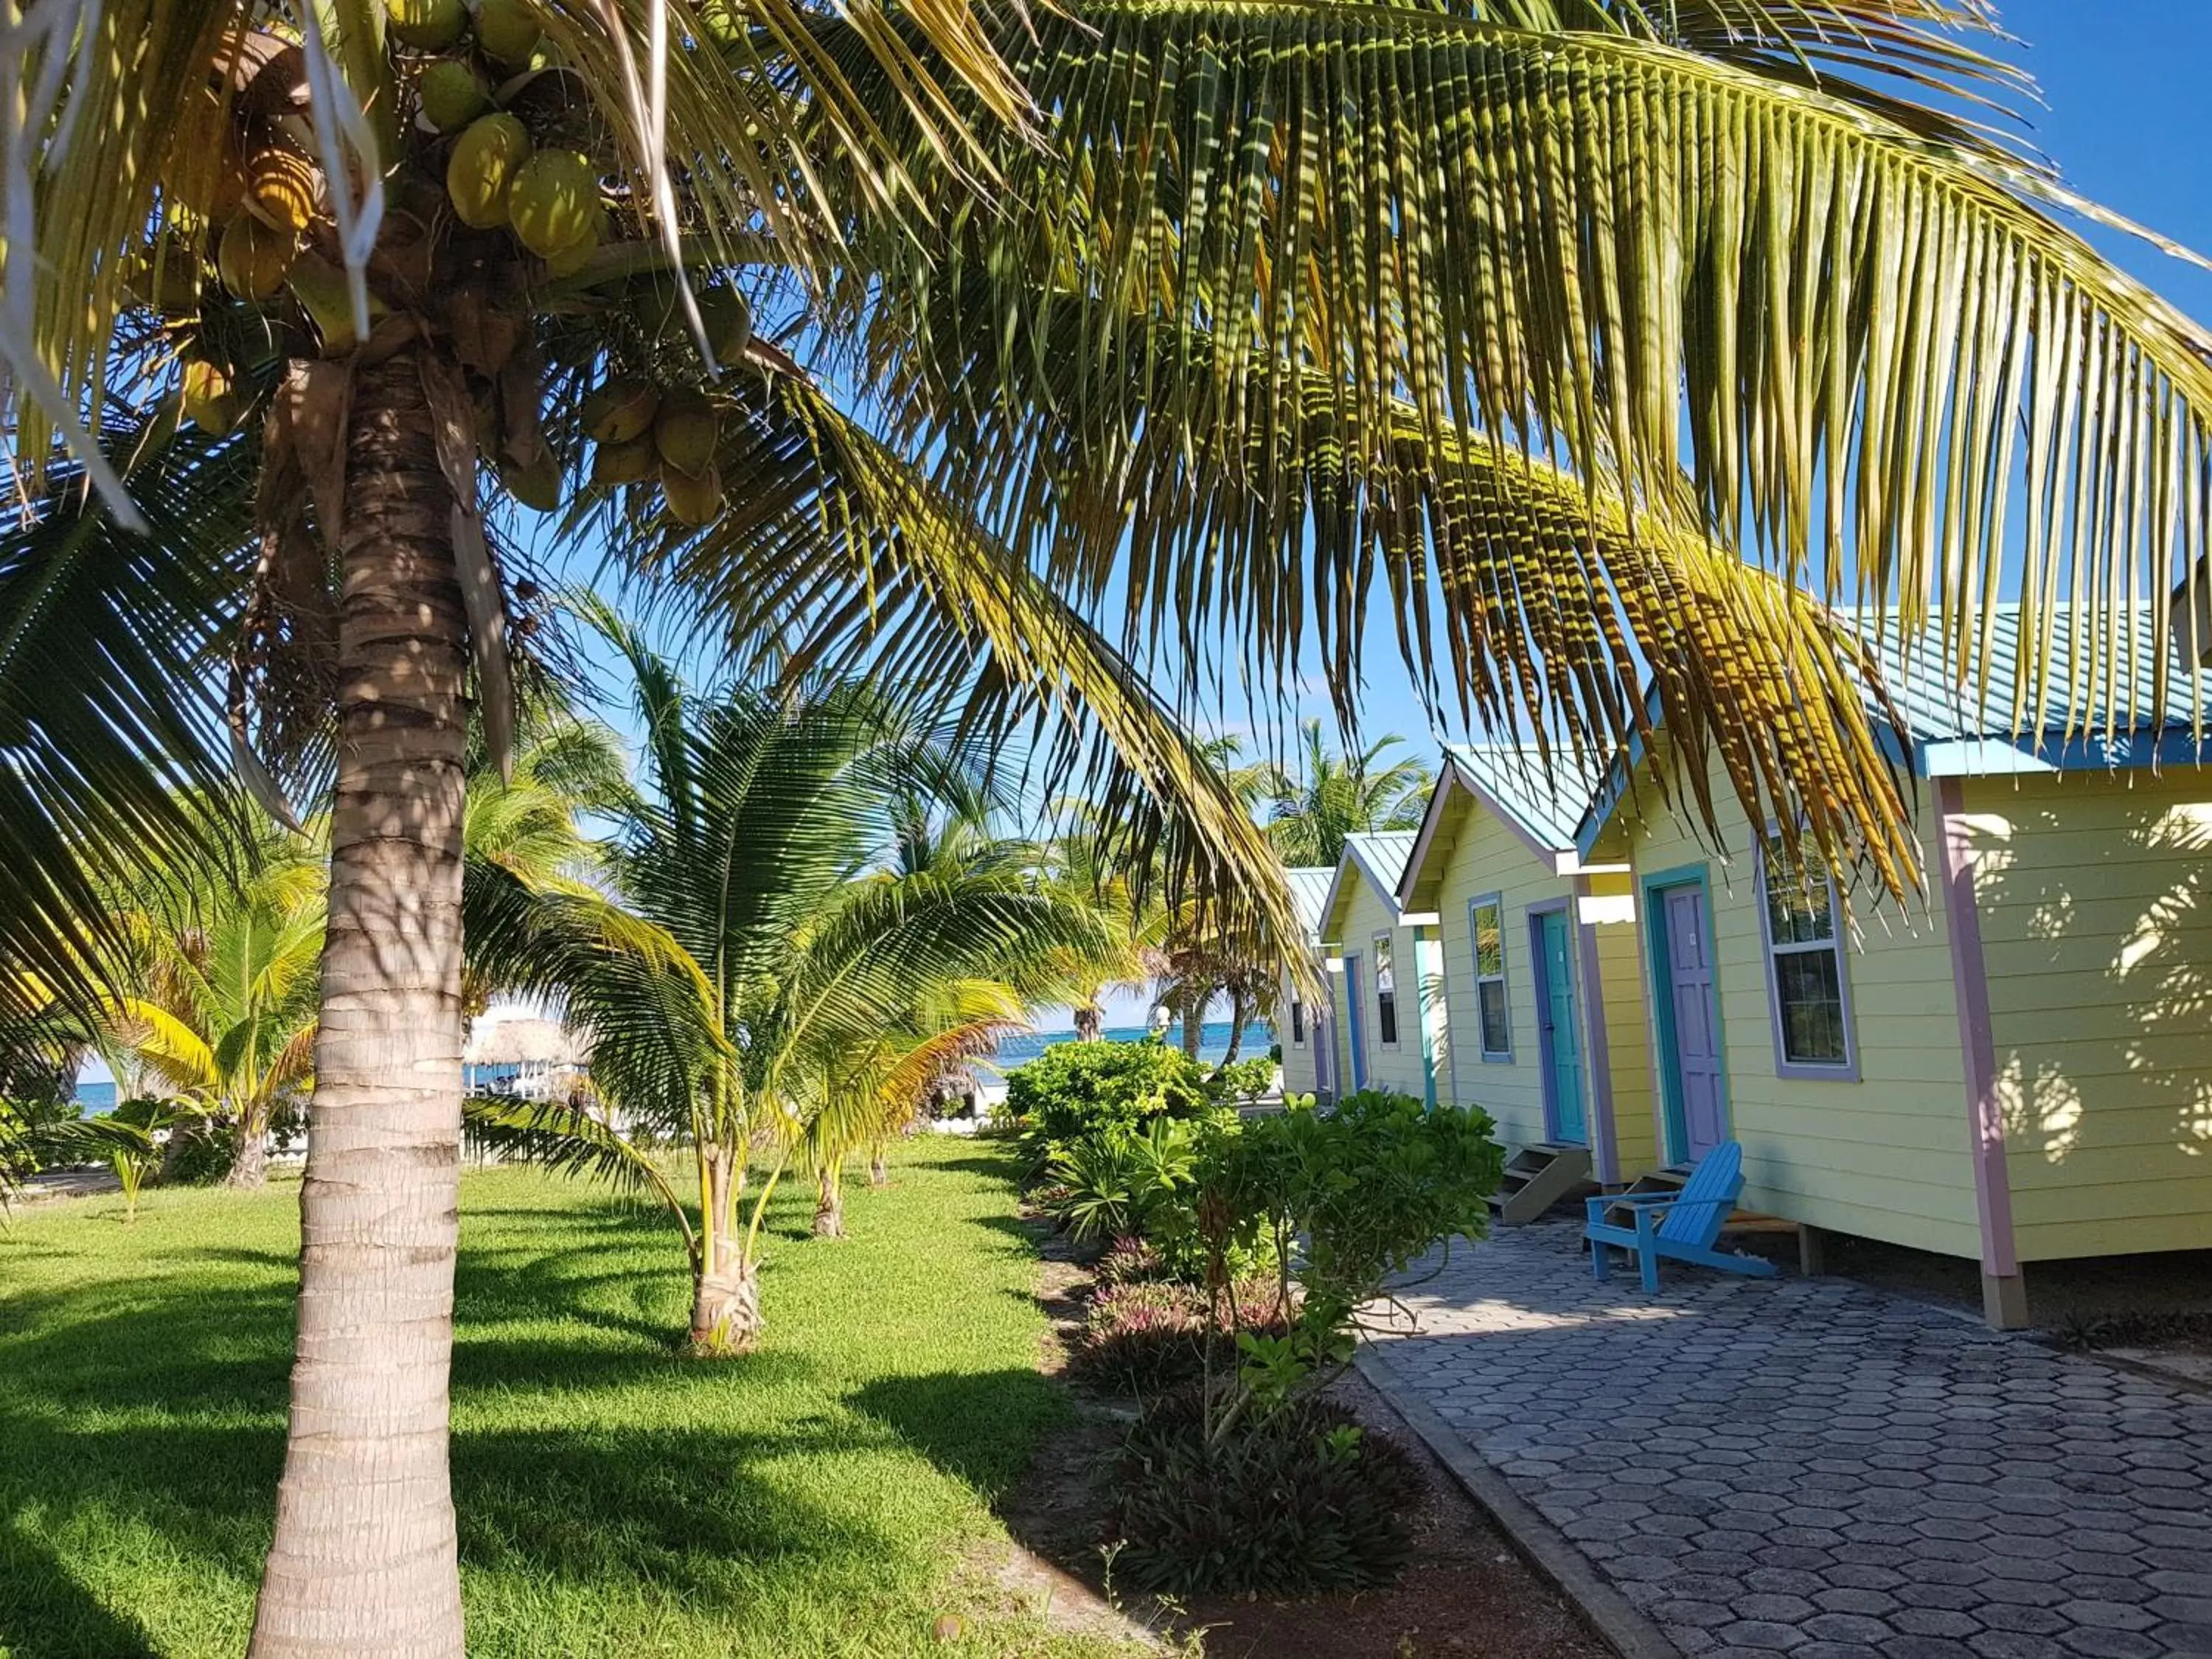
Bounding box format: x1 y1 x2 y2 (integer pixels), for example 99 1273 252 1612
1221 991 1250 1065
691 1149 760 1354
813 1165 845 1238
1180 992 1205 1060
251 349 469 1659
867 1145 888 1188
225 1102 269 1190
1073 999 1102 1042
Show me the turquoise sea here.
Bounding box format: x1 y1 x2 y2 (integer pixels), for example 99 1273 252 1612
72 1023 1273 1108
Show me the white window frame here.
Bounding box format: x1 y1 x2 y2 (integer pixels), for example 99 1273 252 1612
1290 994 1307 1048
1754 832 1858 1080
1470 893 1512 1062
1372 932 1400 1048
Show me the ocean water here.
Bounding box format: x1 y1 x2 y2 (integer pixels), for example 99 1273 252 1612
71 1027 1273 1109
987 1020 1272 1070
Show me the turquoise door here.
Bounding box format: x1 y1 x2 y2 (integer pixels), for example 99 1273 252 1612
1533 910 1586 1143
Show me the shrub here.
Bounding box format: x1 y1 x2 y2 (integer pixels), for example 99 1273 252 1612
1006 1040 1211 1172
1094 1234 1165 1287
1205 1057 1276 1105
1108 1391 1426 1594
1074 1273 1300 1397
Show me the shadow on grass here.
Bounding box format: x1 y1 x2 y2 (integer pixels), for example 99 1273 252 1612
847 1367 1068 1505
0 1526 160 1659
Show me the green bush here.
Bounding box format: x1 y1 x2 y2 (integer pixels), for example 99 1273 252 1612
1107 1391 1425 1593
1006 1039 1212 1172
1205 1057 1276 1104
1073 1273 1298 1397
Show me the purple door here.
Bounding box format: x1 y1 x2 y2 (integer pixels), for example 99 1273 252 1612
1660 885 1728 1161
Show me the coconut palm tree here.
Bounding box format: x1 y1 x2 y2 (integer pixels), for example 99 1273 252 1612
1266 723 1436 870
101 849 325 1188
11 2 2212 1649
469 639 1113 1343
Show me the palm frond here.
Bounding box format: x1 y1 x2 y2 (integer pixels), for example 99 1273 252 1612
462 1092 696 1259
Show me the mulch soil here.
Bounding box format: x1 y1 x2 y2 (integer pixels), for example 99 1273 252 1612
1001 1221 1616 1659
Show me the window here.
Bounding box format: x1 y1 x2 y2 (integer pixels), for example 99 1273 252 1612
1471 895 1511 1059
1290 998 1307 1046
1758 835 1854 1074
1373 933 1399 1046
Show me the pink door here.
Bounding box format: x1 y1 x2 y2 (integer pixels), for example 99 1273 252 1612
1661 885 1728 1161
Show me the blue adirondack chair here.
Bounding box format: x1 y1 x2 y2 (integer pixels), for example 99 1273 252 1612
1584 1141 1778 1293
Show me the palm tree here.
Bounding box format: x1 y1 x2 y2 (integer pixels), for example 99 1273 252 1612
14 3 2212 1648
1040 805 1169 1043
101 849 324 1188
470 640 1113 1346
1266 723 1434 870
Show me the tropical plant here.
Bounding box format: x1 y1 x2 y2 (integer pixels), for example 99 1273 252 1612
469 635 1116 1349
1265 723 1435 870
1004 1038 1216 1173
1038 804 1169 1043
15 3 2212 1647
100 849 324 1188
96 1094 217 1222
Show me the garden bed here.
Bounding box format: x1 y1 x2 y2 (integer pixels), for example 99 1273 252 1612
1004 1215 1614 1659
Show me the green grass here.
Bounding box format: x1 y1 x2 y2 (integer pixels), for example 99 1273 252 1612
0 1137 1141 1658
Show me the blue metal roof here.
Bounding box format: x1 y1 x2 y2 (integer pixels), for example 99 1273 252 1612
1284 865 1337 942
1444 742 1609 853
1343 831 1418 900
1861 602 2212 773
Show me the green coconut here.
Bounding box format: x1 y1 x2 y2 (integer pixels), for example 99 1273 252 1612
446 112 532 229
591 434 658 487
653 389 719 478
216 212 294 301
507 148 599 259
123 244 206 318
474 0 543 64
418 60 490 132
180 358 245 432
660 459 723 527
699 288 751 366
541 207 605 278
581 378 659 444
501 451 564 512
388 0 467 49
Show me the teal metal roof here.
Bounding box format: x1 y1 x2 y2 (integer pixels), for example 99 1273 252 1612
1861 602 2212 773
1444 742 1609 853
1284 866 1336 942
1343 831 1417 900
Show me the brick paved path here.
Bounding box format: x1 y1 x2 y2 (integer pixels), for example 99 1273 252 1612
1366 1220 2212 1659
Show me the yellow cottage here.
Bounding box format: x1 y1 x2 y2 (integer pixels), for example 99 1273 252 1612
1276 865 1341 1099
1565 606 2212 1328
1312 832 1430 1103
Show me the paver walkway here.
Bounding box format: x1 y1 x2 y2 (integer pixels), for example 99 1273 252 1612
1366 1219 2212 1659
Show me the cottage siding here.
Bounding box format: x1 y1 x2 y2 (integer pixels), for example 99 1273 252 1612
1326 873 1428 1100
1593 919 1660 1173
1962 771 2212 1261
1277 965 1324 1096
1429 805 1577 1152
1616 746 1982 1259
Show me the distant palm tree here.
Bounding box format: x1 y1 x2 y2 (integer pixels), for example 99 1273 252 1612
1266 723 1435 869
101 850 324 1188
470 630 1112 1349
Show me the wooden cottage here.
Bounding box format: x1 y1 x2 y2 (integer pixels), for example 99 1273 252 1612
1276 865 1340 1099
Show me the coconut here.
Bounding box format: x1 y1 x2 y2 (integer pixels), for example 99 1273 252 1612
541 207 605 279
418 60 490 132
180 358 245 431
506 148 598 258
590 434 658 487
388 0 466 49
660 459 723 527
474 0 543 65
446 112 532 229
699 288 751 366
501 451 564 512
246 139 322 233
582 378 659 444
653 389 719 478
285 251 389 355
122 245 205 319
217 213 296 301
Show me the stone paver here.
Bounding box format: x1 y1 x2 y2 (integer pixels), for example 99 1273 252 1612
1368 1220 2212 1659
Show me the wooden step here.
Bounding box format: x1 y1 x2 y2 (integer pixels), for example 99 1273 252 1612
1486 1142 1596 1225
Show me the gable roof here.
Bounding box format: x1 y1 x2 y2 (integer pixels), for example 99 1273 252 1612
1318 830 1417 942
1572 599 2212 860
1395 741 1613 904
1285 866 1336 945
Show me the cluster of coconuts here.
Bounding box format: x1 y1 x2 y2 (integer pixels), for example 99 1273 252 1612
577 285 751 524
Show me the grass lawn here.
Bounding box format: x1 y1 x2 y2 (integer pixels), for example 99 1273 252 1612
0 1136 1143 1658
